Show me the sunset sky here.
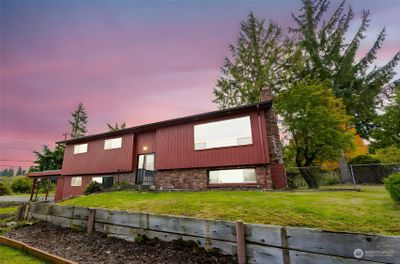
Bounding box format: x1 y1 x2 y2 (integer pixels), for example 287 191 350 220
1 0 399 170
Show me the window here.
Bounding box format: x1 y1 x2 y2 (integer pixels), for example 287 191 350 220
92 177 103 184
209 169 256 184
71 177 82 186
104 137 122 150
73 144 88 154
194 116 253 150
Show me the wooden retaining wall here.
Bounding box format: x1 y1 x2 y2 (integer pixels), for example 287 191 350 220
23 203 399 264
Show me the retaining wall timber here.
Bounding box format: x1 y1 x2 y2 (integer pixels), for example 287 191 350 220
23 203 399 264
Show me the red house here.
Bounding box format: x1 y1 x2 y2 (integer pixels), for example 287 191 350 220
28 94 286 201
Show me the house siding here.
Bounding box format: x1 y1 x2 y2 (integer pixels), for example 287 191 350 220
155 111 269 170
61 134 134 175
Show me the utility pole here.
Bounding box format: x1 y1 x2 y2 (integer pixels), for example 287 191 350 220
62 133 68 141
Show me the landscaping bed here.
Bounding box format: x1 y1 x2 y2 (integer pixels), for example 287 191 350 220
5 222 234 264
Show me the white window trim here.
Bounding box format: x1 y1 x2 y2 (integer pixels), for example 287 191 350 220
71 177 82 187
194 116 253 150
73 144 88 154
104 137 122 150
92 177 103 184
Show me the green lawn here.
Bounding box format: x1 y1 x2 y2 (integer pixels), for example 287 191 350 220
60 186 400 235
0 207 17 215
0 245 45 264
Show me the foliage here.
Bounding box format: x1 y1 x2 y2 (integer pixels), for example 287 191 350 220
384 173 400 202
29 144 64 172
213 12 286 109
289 0 400 138
0 169 14 177
107 122 126 131
15 167 24 176
10 177 32 193
370 86 400 150
69 102 88 139
373 146 400 164
61 186 400 235
84 181 102 195
213 0 400 139
275 79 354 188
348 154 380 164
0 182 11 196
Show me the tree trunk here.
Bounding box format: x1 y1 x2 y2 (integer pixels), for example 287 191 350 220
296 158 319 189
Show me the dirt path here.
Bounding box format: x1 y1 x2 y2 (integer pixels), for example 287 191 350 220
6 222 235 264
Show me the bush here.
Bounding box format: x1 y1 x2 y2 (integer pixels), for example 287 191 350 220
0 182 11 196
84 181 102 195
384 173 400 202
348 154 381 164
10 177 32 193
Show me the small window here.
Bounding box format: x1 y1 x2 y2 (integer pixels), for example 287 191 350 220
92 177 103 184
209 169 256 184
71 177 82 186
104 137 122 149
194 116 253 150
73 144 88 154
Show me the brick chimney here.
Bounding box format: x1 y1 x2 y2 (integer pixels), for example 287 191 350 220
260 87 273 101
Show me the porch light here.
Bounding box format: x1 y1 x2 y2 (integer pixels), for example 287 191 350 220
143 146 148 151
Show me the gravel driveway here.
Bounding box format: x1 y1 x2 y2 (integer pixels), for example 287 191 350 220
0 195 53 202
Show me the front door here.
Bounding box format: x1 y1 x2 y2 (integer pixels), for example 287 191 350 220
136 153 156 185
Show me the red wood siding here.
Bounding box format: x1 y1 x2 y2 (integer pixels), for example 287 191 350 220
58 175 93 200
61 134 134 175
132 131 157 170
156 111 269 170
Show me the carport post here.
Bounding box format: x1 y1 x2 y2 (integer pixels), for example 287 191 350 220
45 178 51 201
29 178 37 201
236 221 246 264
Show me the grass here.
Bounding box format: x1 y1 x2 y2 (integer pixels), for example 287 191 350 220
0 245 46 264
0 207 17 215
60 186 400 235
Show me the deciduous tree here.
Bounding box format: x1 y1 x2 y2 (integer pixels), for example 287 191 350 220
275 79 354 188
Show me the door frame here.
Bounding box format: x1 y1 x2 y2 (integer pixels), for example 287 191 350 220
135 152 156 185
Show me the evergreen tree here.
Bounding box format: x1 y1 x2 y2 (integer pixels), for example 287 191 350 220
30 144 65 172
213 12 286 109
69 103 88 139
290 0 400 138
16 167 23 176
370 86 400 151
107 122 126 131
0 169 9 176
7 168 14 176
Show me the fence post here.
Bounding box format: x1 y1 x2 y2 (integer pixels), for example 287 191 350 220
236 221 246 264
349 164 356 187
87 209 96 235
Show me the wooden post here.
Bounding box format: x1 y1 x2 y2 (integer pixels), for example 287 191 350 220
87 209 96 235
34 179 40 200
45 178 51 201
236 221 246 264
29 178 37 201
15 204 26 222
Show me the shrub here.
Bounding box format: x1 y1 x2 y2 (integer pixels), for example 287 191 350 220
0 182 11 196
373 146 400 164
10 177 32 193
84 181 102 195
348 154 381 164
384 173 400 202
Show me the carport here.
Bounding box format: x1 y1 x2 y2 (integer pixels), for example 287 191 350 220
26 170 61 202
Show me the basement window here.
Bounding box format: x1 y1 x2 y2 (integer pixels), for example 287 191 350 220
71 177 82 187
209 168 256 184
104 137 122 150
194 116 253 150
73 143 88 154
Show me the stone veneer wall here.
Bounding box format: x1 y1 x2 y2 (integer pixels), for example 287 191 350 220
155 166 273 190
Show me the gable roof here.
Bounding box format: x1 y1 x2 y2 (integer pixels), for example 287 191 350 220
58 100 272 145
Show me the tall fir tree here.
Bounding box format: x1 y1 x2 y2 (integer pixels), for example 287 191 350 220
289 0 400 138
16 167 23 176
29 144 65 172
213 12 286 109
69 103 88 139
